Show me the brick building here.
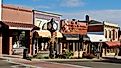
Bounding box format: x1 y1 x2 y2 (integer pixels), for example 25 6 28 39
60 19 89 58
0 4 35 55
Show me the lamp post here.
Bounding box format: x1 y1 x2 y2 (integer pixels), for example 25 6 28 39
47 18 58 58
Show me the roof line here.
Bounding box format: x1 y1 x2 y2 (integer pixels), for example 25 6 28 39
33 10 62 16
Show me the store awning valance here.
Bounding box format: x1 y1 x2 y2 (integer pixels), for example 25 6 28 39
35 30 51 38
105 41 121 47
1 21 35 30
64 34 80 40
82 35 90 41
87 34 107 42
55 31 63 38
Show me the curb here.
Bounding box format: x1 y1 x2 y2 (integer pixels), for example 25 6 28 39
0 57 41 68
32 58 103 62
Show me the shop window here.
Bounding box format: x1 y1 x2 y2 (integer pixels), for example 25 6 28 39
12 31 26 48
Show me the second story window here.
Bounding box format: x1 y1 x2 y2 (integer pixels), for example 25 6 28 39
105 30 107 38
113 30 115 40
109 30 111 39
115 32 117 39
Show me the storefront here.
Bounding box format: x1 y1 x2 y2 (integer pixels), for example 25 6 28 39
0 21 34 55
33 10 62 56
87 34 107 57
103 41 120 56
1 4 34 55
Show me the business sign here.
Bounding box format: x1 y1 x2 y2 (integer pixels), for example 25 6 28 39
35 18 59 30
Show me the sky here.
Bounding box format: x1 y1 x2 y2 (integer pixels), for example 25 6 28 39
3 0 121 27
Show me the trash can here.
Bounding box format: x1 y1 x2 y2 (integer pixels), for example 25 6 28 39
23 48 28 59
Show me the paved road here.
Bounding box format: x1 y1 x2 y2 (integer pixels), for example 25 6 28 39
53 61 121 68
0 59 34 68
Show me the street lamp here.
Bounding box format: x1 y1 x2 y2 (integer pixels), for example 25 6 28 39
47 18 58 58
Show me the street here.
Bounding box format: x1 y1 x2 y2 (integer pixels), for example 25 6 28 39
53 61 121 68
0 59 35 68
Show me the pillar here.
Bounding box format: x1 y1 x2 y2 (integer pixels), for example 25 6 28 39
0 35 2 56
33 40 36 55
36 39 38 53
60 43 62 54
29 32 33 55
9 37 12 55
73 42 75 52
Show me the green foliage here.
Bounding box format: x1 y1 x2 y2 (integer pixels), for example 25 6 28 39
63 50 73 59
33 53 49 59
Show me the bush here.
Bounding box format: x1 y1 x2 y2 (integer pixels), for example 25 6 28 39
33 54 49 59
63 50 73 59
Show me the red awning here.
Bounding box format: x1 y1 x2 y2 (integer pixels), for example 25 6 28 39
105 41 121 47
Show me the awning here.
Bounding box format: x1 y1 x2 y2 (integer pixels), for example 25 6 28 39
2 21 35 30
87 34 107 42
35 30 51 38
55 31 63 38
64 34 80 40
105 41 121 47
82 35 90 41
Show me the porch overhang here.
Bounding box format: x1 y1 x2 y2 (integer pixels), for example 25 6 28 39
2 21 35 30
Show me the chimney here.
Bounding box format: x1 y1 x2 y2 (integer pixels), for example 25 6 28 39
72 19 76 21
85 15 89 23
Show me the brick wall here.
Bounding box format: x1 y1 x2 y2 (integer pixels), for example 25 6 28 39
60 20 88 35
2 5 33 24
88 25 104 32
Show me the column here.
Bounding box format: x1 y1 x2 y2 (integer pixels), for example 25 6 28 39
60 43 62 54
9 37 12 55
67 42 69 50
33 43 35 55
29 32 32 55
73 42 75 52
0 35 2 56
36 39 38 53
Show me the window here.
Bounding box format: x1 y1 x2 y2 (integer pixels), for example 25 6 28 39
105 30 107 38
113 30 115 40
109 30 111 38
116 32 117 39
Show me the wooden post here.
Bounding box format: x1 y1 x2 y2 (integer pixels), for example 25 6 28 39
9 37 12 55
0 35 2 56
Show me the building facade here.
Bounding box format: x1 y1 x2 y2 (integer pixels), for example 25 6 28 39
32 10 62 55
88 20 120 57
0 4 34 55
60 19 89 58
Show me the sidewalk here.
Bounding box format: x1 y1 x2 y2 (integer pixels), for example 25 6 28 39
1 54 121 68
0 54 96 68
